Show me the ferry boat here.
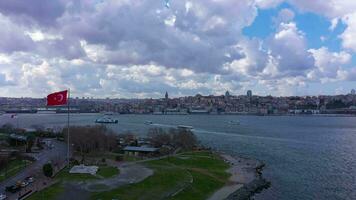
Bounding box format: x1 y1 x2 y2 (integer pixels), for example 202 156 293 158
144 121 153 125
228 120 240 125
177 125 194 130
37 110 57 114
95 117 118 124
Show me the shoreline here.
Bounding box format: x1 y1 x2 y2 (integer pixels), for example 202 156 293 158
208 153 270 200
1 112 356 117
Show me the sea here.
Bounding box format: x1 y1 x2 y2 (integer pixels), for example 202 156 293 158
1 113 355 200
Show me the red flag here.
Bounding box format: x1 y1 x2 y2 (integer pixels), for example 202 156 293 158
47 90 68 106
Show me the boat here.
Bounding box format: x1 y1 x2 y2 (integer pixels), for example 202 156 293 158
37 110 57 114
95 117 118 124
177 125 194 130
228 120 240 125
144 121 153 125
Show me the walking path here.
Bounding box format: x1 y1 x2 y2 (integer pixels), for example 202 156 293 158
208 154 261 200
83 163 153 192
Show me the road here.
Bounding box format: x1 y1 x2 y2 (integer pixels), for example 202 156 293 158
0 139 67 194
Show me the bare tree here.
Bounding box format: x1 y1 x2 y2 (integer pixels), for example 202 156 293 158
148 128 172 148
62 125 118 161
172 129 198 150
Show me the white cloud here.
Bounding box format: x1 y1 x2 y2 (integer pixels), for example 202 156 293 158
340 13 356 52
268 22 314 74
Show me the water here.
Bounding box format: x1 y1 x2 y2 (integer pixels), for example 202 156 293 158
1 113 356 200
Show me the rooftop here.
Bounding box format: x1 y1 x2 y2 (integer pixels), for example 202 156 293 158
123 146 158 152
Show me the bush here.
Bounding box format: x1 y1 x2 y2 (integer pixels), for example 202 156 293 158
43 163 53 177
115 155 123 161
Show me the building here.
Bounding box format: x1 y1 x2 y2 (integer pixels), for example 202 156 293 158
247 90 252 98
225 91 230 97
165 91 169 100
351 89 356 95
123 146 159 157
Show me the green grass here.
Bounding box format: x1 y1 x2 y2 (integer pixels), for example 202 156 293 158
91 151 231 200
170 170 226 200
0 160 30 182
27 182 64 200
92 166 191 200
97 166 119 178
0 133 8 140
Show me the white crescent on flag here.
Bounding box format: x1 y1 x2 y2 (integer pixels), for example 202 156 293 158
57 94 64 102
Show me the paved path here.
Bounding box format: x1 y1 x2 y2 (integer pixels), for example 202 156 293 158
0 139 67 198
208 154 260 200
84 163 153 192
54 162 153 200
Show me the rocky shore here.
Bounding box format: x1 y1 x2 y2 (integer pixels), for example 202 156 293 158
208 154 270 200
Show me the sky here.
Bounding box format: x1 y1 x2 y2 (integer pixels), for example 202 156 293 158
0 0 355 98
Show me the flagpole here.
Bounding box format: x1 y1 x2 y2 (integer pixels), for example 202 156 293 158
67 88 70 168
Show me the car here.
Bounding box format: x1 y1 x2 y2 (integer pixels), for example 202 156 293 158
20 181 29 188
25 176 34 183
5 185 20 193
0 194 7 200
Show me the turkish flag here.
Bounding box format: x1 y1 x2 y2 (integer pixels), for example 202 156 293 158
47 90 68 106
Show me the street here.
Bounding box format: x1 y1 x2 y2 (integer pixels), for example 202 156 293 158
0 139 67 197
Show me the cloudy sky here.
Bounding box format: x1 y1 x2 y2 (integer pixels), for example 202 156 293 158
0 0 355 98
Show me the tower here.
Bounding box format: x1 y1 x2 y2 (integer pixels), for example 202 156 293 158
225 91 230 98
247 90 252 98
165 91 169 100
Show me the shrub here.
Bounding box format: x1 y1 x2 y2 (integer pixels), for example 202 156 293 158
43 163 53 177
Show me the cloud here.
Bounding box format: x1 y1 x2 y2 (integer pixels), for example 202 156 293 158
0 0 66 26
57 0 257 73
267 22 314 75
340 13 356 52
0 0 354 97
308 47 351 82
273 8 295 25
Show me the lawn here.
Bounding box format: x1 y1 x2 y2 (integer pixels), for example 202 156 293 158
27 182 64 200
0 159 30 182
91 151 231 200
0 133 8 140
97 166 119 178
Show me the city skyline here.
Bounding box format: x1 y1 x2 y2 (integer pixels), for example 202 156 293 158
0 0 356 98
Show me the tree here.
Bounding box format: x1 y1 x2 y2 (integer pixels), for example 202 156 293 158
26 134 36 153
172 129 198 150
62 125 118 162
148 128 172 148
43 163 53 177
0 123 14 133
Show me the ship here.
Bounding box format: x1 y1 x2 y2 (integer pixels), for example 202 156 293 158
95 117 118 124
228 120 240 125
177 125 194 130
144 121 153 125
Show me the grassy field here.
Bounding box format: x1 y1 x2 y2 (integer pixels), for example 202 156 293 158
97 166 119 178
27 182 64 200
27 151 230 200
0 159 30 182
91 151 231 200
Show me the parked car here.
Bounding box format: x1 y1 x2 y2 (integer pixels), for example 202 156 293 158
20 181 29 188
25 176 34 183
5 185 20 193
0 194 7 200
